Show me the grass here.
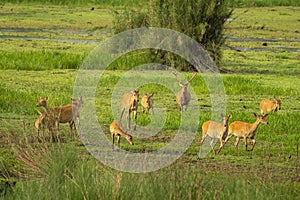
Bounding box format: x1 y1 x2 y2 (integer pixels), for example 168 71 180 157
1 0 299 7
0 2 300 199
2 145 299 199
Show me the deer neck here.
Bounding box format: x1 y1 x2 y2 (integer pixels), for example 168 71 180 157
250 119 262 134
181 86 188 95
42 105 51 114
120 131 129 138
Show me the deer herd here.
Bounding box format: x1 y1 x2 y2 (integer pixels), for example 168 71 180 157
34 72 281 154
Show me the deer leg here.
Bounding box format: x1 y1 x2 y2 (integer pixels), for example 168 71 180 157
76 114 80 129
69 121 76 139
200 134 206 146
217 137 224 154
126 110 131 130
133 110 137 131
243 136 248 151
250 138 256 151
117 135 121 149
49 128 54 142
184 104 188 111
69 121 73 135
234 137 240 148
209 138 216 154
120 107 125 120
111 133 115 150
224 134 232 144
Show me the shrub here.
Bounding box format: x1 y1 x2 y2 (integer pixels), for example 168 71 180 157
113 0 233 71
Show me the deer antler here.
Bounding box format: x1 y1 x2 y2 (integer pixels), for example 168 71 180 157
185 72 197 85
173 72 184 86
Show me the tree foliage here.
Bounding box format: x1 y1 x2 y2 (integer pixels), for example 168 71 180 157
113 0 233 71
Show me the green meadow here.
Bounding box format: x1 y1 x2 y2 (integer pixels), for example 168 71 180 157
0 2 299 199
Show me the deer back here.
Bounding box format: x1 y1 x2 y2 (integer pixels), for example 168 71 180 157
202 121 224 138
229 113 268 138
260 98 281 113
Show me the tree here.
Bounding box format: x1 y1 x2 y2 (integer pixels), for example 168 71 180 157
113 0 233 71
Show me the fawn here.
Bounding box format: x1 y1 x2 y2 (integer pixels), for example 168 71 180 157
110 120 134 150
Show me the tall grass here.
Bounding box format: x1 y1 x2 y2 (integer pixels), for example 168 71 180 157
0 50 86 71
4 144 299 199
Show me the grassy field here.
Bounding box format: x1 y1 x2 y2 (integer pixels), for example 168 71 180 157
0 2 300 199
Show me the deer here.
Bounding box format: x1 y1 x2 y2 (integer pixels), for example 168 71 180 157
260 97 281 114
69 96 83 129
36 96 82 137
173 72 197 111
35 110 45 136
34 110 56 141
120 90 139 131
224 113 269 151
110 120 134 150
141 93 154 114
200 114 232 154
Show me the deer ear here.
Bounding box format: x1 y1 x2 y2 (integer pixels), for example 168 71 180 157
45 96 49 101
38 96 41 100
263 114 269 118
220 113 225 118
150 93 154 97
253 112 258 118
37 110 42 115
228 114 232 119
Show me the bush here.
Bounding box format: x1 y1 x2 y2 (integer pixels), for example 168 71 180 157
113 0 233 71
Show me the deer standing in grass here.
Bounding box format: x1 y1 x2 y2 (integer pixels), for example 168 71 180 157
260 97 281 114
69 96 83 129
141 93 154 114
120 90 139 130
173 72 197 111
35 110 46 136
224 113 269 151
110 120 134 150
200 114 232 154
36 96 83 138
34 110 55 139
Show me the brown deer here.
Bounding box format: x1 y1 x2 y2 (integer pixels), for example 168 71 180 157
34 110 56 141
120 90 139 130
69 96 83 129
224 113 269 151
36 96 82 137
141 93 154 114
110 120 134 150
260 97 281 114
173 72 197 111
200 114 232 154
